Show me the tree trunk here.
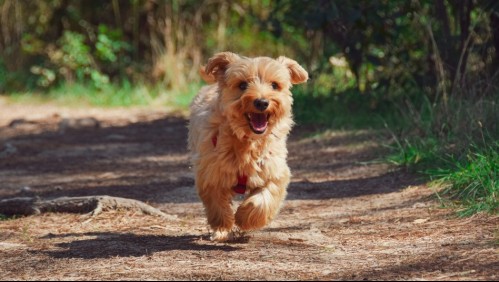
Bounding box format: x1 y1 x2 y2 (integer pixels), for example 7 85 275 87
491 10 499 74
453 0 473 95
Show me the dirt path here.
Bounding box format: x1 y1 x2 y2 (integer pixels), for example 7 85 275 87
0 99 497 280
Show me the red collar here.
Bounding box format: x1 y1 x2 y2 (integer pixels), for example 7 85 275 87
211 135 218 147
212 135 247 194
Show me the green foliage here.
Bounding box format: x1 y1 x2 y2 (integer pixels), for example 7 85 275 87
60 31 92 68
267 1 437 94
1 0 497 96
171 83 203 109
10 82 148 107
386 137 441 168
95 25 131 63
20 24 132 90
431 142 498 217
48 82 147 107
384 91 498 216
8 80 204 109
0 58 7 91
0 58 36 91
293 87 399 130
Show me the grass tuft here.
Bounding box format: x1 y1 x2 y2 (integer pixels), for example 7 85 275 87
430 142 498 217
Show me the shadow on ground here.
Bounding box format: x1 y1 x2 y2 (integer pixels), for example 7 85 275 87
0 115 422 204
333 243 498 281
34 232 240 259
288 171 425 200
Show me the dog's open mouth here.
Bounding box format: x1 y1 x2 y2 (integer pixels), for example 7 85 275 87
247 112 269 134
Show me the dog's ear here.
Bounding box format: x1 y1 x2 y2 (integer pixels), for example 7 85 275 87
277 56 309 85
199 66 216 84
203 52 240 81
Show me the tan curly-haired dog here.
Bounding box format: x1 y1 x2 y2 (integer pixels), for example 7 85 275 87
188 52 308 242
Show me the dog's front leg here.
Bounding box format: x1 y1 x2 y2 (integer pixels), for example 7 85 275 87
234 175 289 231
198 186 235 242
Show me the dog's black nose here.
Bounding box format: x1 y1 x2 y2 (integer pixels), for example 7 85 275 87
253 98 269 111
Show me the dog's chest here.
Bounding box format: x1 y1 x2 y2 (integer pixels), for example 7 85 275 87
247 142 285 179
244 141 272 167
255 146 270 167
211 134 286 187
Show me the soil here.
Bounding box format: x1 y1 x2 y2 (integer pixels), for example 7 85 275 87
0 98 497 281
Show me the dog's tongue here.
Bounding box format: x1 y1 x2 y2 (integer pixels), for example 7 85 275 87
249 113 268 132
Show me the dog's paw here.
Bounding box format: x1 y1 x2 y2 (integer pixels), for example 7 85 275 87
211 228 248 243
210 230 234 242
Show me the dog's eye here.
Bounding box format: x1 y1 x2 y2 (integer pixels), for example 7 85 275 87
271 82 279 90
239 82 248 91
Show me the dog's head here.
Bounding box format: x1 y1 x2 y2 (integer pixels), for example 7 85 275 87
202 52 308 139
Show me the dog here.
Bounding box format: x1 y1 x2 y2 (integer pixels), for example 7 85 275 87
188 52 308 242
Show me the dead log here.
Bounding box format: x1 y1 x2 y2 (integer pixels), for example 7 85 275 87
0 196 176 219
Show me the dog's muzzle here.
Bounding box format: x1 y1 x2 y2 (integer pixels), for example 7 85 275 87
247 98 270 134
253 98 269 111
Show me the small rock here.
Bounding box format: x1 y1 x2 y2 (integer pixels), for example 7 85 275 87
20 186 32 193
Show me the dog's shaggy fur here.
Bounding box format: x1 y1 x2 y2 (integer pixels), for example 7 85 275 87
188 52 308 241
